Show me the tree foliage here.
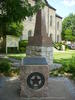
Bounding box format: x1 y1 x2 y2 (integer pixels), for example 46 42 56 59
6 22 23 37
62 13 75 41
0 0 44 22
0 0 44 37
64 28 72 41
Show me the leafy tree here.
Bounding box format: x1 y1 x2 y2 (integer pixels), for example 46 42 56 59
6 22 23 37
0 21 23 37
0 0 44 50
0 0 44 35
62 13 75 41
64 28 72 41
0 0 44 22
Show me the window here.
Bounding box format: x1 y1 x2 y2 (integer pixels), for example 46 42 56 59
50 15 52 26
28 30 32 37
57 22 59 30
28 16 32 21
57 35 59 42
50 33 52 39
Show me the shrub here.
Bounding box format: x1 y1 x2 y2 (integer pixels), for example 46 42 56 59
65 44 71 50
69 57 75 74
5 68 20 77
0 47 6 53
62 56 75 76
0 61 11 73
50 56 75 79
19 40 28 53
7 47 19 53
54 42 62 50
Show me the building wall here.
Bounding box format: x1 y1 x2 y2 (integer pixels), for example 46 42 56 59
55 17 62 42
22 0 36 40
48 8 56 42
22 15 36 40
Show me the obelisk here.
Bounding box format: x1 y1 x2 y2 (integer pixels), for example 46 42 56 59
26 6 53 66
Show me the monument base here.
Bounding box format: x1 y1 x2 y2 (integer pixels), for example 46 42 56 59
26 46 53 66
20 57 49 98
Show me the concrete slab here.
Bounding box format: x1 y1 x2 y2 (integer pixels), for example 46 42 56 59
0 77 75 100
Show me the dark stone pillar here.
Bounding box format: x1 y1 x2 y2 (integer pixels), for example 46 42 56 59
28 9 52 46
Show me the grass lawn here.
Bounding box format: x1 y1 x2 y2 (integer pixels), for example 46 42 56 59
50 50 75 79
54 50 75 64
7 54 26 60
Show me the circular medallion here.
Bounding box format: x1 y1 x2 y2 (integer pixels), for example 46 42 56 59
27 72 45 90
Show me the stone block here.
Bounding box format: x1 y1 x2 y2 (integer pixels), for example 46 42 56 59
20 57 49 98
47 47 51 51
26 49 31 55
26 46 53 66
41 47 47 52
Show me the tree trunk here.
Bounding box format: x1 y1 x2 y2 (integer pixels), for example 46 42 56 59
0 36 6 53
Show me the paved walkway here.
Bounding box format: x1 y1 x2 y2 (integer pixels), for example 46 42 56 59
0 54 7 58
0 76 75 100
8 58 21 68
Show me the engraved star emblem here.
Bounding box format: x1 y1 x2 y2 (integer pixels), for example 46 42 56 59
27 72 45 90
31 75 41 86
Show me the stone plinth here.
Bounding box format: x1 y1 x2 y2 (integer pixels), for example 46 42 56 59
26 46 53 65
20 57 49 98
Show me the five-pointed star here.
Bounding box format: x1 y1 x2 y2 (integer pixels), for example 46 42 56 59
31 76 41 86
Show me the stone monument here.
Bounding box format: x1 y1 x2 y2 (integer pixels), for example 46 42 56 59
26 2 53 66
20 0 52 99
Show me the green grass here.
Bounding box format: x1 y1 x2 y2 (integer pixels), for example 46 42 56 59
8 53 26 60
52 50 75 79
54 50 75 63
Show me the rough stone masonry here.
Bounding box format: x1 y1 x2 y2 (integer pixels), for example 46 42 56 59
20 57 49 98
